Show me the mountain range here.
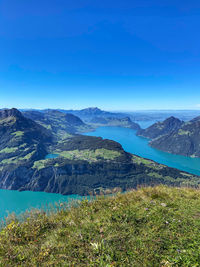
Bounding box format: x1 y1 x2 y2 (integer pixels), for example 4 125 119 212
56 107 130 122
138 116 200 157
137 116 184 139
0 108 199 195
23 109 92 138
89 116 140 130
23 108 140 133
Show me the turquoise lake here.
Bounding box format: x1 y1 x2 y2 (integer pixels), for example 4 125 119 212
45 154 59 159
1 124 200 220
85 126 200 176
0 190 83 221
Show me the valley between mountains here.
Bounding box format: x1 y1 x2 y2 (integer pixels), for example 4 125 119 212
0 108 200 196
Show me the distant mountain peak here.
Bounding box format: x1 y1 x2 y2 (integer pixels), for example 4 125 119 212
79 107 104 116
84 107 101 110
150 117 200 157
81 107 102 112
0 108 22 120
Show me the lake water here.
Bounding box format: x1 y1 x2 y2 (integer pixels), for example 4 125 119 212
135 120 157 129
85 126 200 176
1 124 200 220
45 154 59 159
0 189 83 221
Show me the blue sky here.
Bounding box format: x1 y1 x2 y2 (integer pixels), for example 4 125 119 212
0 0 200 110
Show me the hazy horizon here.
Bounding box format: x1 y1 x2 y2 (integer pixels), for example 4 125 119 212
1 106 200 113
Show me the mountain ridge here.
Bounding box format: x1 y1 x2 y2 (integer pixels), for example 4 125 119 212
137 115 200 157
137 116 184 139
150 118 200 157
89 116 140 130
0 108 199 195
23 109 93 137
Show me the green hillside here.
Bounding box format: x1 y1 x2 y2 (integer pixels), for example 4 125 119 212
1 186 200 266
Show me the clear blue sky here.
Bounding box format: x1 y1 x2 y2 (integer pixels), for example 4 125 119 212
0 0 200 110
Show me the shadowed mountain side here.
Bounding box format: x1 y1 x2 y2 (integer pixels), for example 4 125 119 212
150 118 200 157
0 108 52 165
137 114 200 157
23 109 93 137
137 116 184 139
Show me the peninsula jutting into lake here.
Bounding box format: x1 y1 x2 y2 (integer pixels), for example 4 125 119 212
1 1 200 265
1 107 200 220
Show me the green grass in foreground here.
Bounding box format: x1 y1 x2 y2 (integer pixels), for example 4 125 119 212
1 186 200 266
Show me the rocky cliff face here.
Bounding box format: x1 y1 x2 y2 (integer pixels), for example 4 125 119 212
0 151 198 195
137 116 183 139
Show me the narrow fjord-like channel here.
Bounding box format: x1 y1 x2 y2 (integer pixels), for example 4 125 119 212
85 126 200 176
1 125 200 220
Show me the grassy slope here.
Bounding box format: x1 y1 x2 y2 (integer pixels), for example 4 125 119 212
1 186 200 266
